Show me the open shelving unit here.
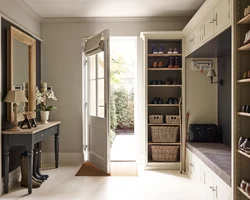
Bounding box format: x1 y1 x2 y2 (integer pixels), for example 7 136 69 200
234 1 250 199
140 32 185 172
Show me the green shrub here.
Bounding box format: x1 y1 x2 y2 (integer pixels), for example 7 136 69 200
110 130 116 147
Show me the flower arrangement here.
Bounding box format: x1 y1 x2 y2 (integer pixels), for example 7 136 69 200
36 90 57 111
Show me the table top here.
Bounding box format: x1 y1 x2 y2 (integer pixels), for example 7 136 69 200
2 121 61 135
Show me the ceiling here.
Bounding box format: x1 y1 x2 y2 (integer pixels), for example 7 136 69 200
20 0 206 18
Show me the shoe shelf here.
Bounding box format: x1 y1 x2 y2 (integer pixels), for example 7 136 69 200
238 187 250 199
148 85 182 87
148 104 180 107
148 123 181 126
148 142 181 145
237 149 250 159
148 68 182 71
238 14 250 25
148 54 182 57
238 43 250 51
238 112 250 117
238 78 250 83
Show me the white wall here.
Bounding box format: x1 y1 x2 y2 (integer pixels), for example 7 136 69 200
0 0 41 36
40 18 189 163
186 58 218 126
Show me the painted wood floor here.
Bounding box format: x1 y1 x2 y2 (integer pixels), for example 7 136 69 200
0 164 203 200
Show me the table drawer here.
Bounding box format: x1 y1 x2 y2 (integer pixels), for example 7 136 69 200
34 126 58 143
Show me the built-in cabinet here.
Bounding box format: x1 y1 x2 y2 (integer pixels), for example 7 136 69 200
187 149 231 200
140 32 185 171
184 0 231 56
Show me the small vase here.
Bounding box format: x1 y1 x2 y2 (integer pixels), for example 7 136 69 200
40 111 49 124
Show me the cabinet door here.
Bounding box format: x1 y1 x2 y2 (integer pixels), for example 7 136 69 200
193 25 202 49
214 0 230 33
201 164 215 200
202 11 214 42
214 177 231 200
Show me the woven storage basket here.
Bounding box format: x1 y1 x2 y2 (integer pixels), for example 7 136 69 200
151 145 179 162
149 115 163 124
151 126 179 142
165 115 180 124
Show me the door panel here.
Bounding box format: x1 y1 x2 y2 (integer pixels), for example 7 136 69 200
214 0 230 33
202 11 214 42
84 30 110 174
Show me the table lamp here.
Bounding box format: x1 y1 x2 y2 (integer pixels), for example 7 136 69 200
4 90 28 131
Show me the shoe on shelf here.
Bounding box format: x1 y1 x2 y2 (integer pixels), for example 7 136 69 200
158 98 164 104
172 77 178 85
149 80 157 85
165 77 171 85
152 62 158 68
152 45 158 54
158 62 164 68
173 48 178 54
174 57 180 68
167 48 173 54
240 180 248 190
168 57 174 68
245 183 250 195
167 98 174 104
158 80 164 85
159 44 164 54
173 98 179 104
151 97 159 104
238 137 246 150
242 105 247 112
242 138 250 153
246 105 250 113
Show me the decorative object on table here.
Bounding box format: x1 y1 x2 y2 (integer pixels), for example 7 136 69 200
20 112 37 129
36 89 57 124
207 69 224 86
40 82 47 94
4 90 28 131
20 113 32 129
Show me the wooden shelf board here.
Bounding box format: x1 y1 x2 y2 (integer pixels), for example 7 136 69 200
148 54 182 57
148 85 182 87
238 78 250 83
238 112 250 117
148 104 180 107
148 124 180 126
148 68 182 71
238 43 250 51
148 142 181 145
238 187 250 199
237 149 250 159
238 14 250 25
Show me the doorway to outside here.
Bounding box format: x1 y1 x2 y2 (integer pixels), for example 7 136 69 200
110 37 137 162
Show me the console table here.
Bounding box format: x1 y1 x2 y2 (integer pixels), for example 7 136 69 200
2 121 61 194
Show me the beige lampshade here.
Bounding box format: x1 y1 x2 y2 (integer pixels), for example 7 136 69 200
207 69 217 77
4 90 28 103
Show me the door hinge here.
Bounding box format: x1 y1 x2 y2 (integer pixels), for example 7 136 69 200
84 145 88 151
85 102 88 108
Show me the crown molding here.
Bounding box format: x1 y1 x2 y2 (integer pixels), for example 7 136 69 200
41 16 191 23
14 0 42 22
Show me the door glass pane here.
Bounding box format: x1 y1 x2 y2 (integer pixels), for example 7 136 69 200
90 80 96 116
98 78 105 118
89 55 96 80
97 52 104 78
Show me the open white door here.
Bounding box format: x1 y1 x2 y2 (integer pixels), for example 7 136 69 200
84 30 110 174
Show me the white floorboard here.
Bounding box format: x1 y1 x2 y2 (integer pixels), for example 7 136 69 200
0 164 203 200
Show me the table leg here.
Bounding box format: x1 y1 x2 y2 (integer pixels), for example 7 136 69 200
54 133 59 168
3 145 10 194
27 150 33 194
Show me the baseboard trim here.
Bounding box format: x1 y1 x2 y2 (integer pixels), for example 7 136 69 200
41 152 84 166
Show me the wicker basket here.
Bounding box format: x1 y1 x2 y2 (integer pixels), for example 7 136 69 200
151 145 180 162
149 115 163 124
151 126 179 142
165 115 180 124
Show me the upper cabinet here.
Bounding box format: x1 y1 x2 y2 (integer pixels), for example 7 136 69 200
183 0 231 56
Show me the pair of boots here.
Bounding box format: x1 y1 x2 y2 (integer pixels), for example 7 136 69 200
20 150 49 188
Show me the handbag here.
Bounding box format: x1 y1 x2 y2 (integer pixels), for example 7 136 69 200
188 124 220 142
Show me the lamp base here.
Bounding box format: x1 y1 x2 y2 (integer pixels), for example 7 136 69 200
10 126 22 131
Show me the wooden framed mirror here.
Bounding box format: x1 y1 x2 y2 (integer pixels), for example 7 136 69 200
7 26 36 122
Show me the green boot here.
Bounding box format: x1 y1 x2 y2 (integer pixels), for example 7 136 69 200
20 155 41 188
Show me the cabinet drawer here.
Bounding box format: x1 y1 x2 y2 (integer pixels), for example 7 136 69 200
34 126 58 143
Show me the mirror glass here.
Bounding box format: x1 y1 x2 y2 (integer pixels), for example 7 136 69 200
13 39 29 113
